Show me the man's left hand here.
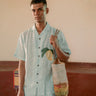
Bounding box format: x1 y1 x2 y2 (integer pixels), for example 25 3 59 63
50 35 57 48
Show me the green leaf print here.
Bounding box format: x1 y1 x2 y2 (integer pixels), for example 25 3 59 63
41 47 54 58
41 48 49 57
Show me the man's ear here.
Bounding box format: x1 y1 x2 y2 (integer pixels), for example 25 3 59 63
46 8 49 14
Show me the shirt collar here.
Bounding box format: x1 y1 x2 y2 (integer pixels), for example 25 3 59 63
32 22 50 36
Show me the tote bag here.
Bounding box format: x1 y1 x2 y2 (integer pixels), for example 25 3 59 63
52 29 69 96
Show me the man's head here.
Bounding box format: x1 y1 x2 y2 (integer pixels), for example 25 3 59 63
30 0 47 7
30 0 49 23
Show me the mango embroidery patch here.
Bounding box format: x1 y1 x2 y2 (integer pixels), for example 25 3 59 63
41 47 54 61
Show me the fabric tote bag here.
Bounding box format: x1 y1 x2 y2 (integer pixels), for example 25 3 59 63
52 29 69 96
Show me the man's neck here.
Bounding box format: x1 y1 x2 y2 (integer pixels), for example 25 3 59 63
35 22 47 34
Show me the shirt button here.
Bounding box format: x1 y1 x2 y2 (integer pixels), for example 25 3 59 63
36 82 38 84
38 55 40 57
39 38 41 40
37 73 39 75
37 64 39 67
38 47 40 49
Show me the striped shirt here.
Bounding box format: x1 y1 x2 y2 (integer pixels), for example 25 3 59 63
14 22 71 96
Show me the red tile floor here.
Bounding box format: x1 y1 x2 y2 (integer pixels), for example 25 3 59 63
0 71 96 96
0 61 96 96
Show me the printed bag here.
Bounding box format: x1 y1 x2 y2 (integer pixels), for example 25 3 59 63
52 29 69 96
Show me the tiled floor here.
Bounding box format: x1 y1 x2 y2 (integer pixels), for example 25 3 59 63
0 71 16 96
0 61 96 96
68 72 96 96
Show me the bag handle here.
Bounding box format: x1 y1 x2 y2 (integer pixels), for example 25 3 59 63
55 29 60 36
53 29 64 64
53 29 60 60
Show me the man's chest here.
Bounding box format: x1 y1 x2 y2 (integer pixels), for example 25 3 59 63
24 31 54 57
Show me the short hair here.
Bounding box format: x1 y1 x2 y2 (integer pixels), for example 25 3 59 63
30 0 47 6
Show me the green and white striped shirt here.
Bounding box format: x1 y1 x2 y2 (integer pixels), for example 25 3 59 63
14 22 71 96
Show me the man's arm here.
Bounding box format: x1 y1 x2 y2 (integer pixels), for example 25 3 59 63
18 60 25 90
50 35 70 62
54 44 70 62
18 60 25 93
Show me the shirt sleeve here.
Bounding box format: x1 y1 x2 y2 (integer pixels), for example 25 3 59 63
57 31 71 56
14 33 25 61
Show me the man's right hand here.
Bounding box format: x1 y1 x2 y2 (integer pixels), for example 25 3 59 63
17 89 24 96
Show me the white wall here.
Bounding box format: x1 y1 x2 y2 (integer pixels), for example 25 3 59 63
0 0 96 62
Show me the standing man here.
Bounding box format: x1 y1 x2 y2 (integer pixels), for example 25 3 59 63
14 0 71 96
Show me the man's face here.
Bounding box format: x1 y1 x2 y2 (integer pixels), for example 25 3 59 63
30 3 48 23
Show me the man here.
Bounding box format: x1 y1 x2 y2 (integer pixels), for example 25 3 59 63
14 0 71 96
